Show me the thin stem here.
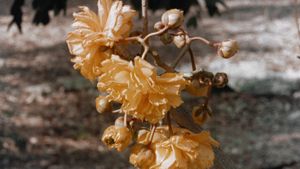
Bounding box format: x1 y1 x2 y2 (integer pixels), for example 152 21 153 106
142 0 148 37
188 47 196 71
122 36 149 59
148 124 157 146
294 0 300 52
123 28 169 60
172 45 190 68
112 109 121 113
203 81 213 106
167 111 173 137
141 45 150 59
124 36 142 42
188 48 208 100
172 35 217 69
124 113 127 127
189 37 214 47
144 26 169 41
142 27 169 59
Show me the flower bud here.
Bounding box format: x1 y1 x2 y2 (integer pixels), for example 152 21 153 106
186 80 210 97
160 33 173 45
154 21 165 31
101 125 132 152
161 9 184 29
217 39 239 59
213 72 228 88
114 116 125 128
192 105 212 125
129 144 155 169
173 34 187 48
95 96 111 113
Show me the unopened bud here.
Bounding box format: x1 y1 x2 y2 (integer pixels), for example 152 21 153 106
213 72 228 88
217 39 239 59
95 96 111 113
154 21 165 31
192 105 212 125
115 116 125 128
173 33 187 48
161 9 184 29
186 79 210 97
102 125 132 152
160 33 173 45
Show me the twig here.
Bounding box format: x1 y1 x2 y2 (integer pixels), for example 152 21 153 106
294 0 300 52
142 0 148 37
148 124 157 146
142 26 169 59
189 36 214 47
141 0 149 59
167 111 173 137
141 45 150 59
112 109 121 113
122 36 149 59
144 26 169 41
172 35 217 69
188 47 197 71
172 45 190 68
203 82 212 106
124 113 127 127
122 28 170 59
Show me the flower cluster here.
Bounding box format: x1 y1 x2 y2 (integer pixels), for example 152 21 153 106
66 0 238 168
130 126 219 169
97 55 186 123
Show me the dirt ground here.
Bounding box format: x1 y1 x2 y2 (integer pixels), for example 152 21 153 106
0 0 300 169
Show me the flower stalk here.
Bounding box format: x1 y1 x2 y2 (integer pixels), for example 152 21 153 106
66 0 239 168
142 0 148 37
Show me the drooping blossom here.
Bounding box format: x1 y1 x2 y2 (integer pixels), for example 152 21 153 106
130 144 156 169
66 0 136 80
97 55 187 123
101 125 132 152
131 126 219 169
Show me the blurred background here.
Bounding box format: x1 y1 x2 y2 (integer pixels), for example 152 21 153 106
0 0 300 169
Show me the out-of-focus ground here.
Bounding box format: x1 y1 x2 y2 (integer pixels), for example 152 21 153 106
0 0 300 169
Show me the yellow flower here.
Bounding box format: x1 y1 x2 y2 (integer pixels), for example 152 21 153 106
136 128 170 145
124 57 186 123
101 125 132 152
134 126 219 169
130 144 156 169
66 0 136 80
97 55 133 102
97 56 187 123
